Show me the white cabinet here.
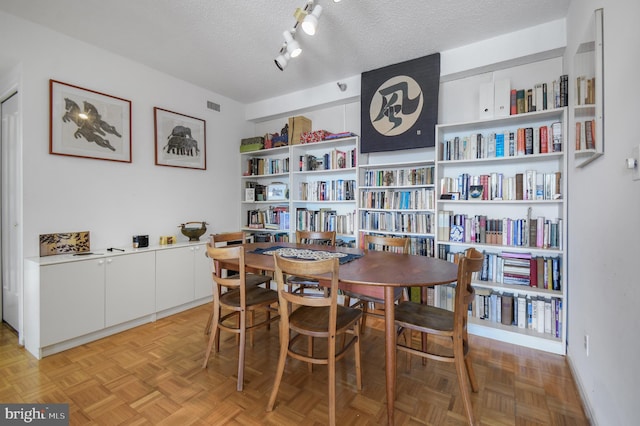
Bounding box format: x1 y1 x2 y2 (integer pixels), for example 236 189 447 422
105 251 156 327
156 243 211 312
24 242 211 359
40 259 105 347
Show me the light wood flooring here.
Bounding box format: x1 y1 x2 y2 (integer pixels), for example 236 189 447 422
0 305 589 425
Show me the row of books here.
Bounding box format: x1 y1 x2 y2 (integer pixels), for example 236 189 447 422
295 208 355 235
250 232 290 243
575 75 596 106
438 211 563 250
440 123 562 161
510 75 568 115
361 166 435 187
363 232 436 257
472 290 563 338
360 211 433 235
440 170 562 201
297 148 357 171
245 157 290 176
440 248 561 291
575 119 596 151
297 179 356 201
246 206 290 230
360 188 435 210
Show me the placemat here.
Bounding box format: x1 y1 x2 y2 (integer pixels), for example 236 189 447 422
250 246 362 265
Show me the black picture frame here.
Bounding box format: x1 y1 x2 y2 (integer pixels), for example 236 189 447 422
360 53 440 153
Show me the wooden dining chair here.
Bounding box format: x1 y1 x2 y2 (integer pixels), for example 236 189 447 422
202 244 279 392
267 253 362 426
342 234 410 332
395 247 484 426
286 230 336 295
204 231 272 335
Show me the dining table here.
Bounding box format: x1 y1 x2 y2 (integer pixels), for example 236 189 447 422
235 241 459 425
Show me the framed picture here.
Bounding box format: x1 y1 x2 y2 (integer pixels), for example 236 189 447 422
49 80 132 162
360 53 440 153
154 107 206 170
267 183 288 201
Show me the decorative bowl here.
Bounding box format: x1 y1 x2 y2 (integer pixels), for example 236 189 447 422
179 221 208 241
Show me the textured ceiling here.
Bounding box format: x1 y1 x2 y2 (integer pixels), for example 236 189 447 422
0 0 571 104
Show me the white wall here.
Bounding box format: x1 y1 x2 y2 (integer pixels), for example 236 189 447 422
565 1 640 425
0 11 250 259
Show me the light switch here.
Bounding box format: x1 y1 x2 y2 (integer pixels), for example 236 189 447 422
631 145 640 181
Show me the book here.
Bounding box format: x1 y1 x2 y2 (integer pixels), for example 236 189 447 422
516 89 525 114
501 293 514 325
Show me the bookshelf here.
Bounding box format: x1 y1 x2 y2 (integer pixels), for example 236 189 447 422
357 160 436 256
573 8 604 168
435 107 568 355
240 145 291 241
290 136 359 245
240 136 359 244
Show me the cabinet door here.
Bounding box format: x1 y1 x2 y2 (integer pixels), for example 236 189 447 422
40 260 105 346
105 252 156 327
156 247 194 311
193 244 213 300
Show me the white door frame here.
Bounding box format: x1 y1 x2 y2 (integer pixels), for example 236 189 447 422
1 65 24 344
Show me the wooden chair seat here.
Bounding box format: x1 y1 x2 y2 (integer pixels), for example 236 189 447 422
219 285 281 308
395 248 484 426
289 305 363 336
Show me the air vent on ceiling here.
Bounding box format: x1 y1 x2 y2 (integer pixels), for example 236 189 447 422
207 101 220 112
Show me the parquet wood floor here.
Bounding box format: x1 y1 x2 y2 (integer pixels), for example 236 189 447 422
0 305 589 425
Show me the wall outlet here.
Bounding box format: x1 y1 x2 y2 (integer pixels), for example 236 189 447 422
584 334 590 356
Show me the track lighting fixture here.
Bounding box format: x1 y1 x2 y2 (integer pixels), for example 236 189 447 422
274 1 342 71
283 30 302 58
337 82 347 92
302 4 322 36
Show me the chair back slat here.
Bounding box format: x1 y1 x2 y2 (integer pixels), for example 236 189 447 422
296 230 336 246
364 234 410 254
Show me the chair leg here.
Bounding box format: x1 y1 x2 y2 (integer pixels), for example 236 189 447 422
360 303 368 333
237 311 247 392
453 338 476 426
421 331 428 366
328 332 337 426
203 305 220 368
307 335 313 373
267 321 289 412
465 354 479 392
204 305 214 335
353 321 362 391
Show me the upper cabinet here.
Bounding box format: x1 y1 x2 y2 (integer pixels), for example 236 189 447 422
573 8 604 168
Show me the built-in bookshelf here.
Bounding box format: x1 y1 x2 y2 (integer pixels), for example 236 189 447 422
435 107 568 355
573 8 604 168
357 160 436 256
240 136 359 244
240 145 291 242
290 137 359 245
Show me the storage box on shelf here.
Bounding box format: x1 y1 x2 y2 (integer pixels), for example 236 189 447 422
357 160 437 257
241 145 291 241
435 107 568 355
290 136 359 244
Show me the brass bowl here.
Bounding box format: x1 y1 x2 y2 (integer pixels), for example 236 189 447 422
179 221 208 241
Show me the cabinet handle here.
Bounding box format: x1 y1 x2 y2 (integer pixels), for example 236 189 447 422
98 259 105 265
107 258 113 264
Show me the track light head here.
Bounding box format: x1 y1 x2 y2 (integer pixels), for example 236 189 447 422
283 30 302 58
275 52 291 71
302 4 322 36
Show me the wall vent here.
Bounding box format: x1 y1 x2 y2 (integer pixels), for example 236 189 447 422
207 101 220 112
